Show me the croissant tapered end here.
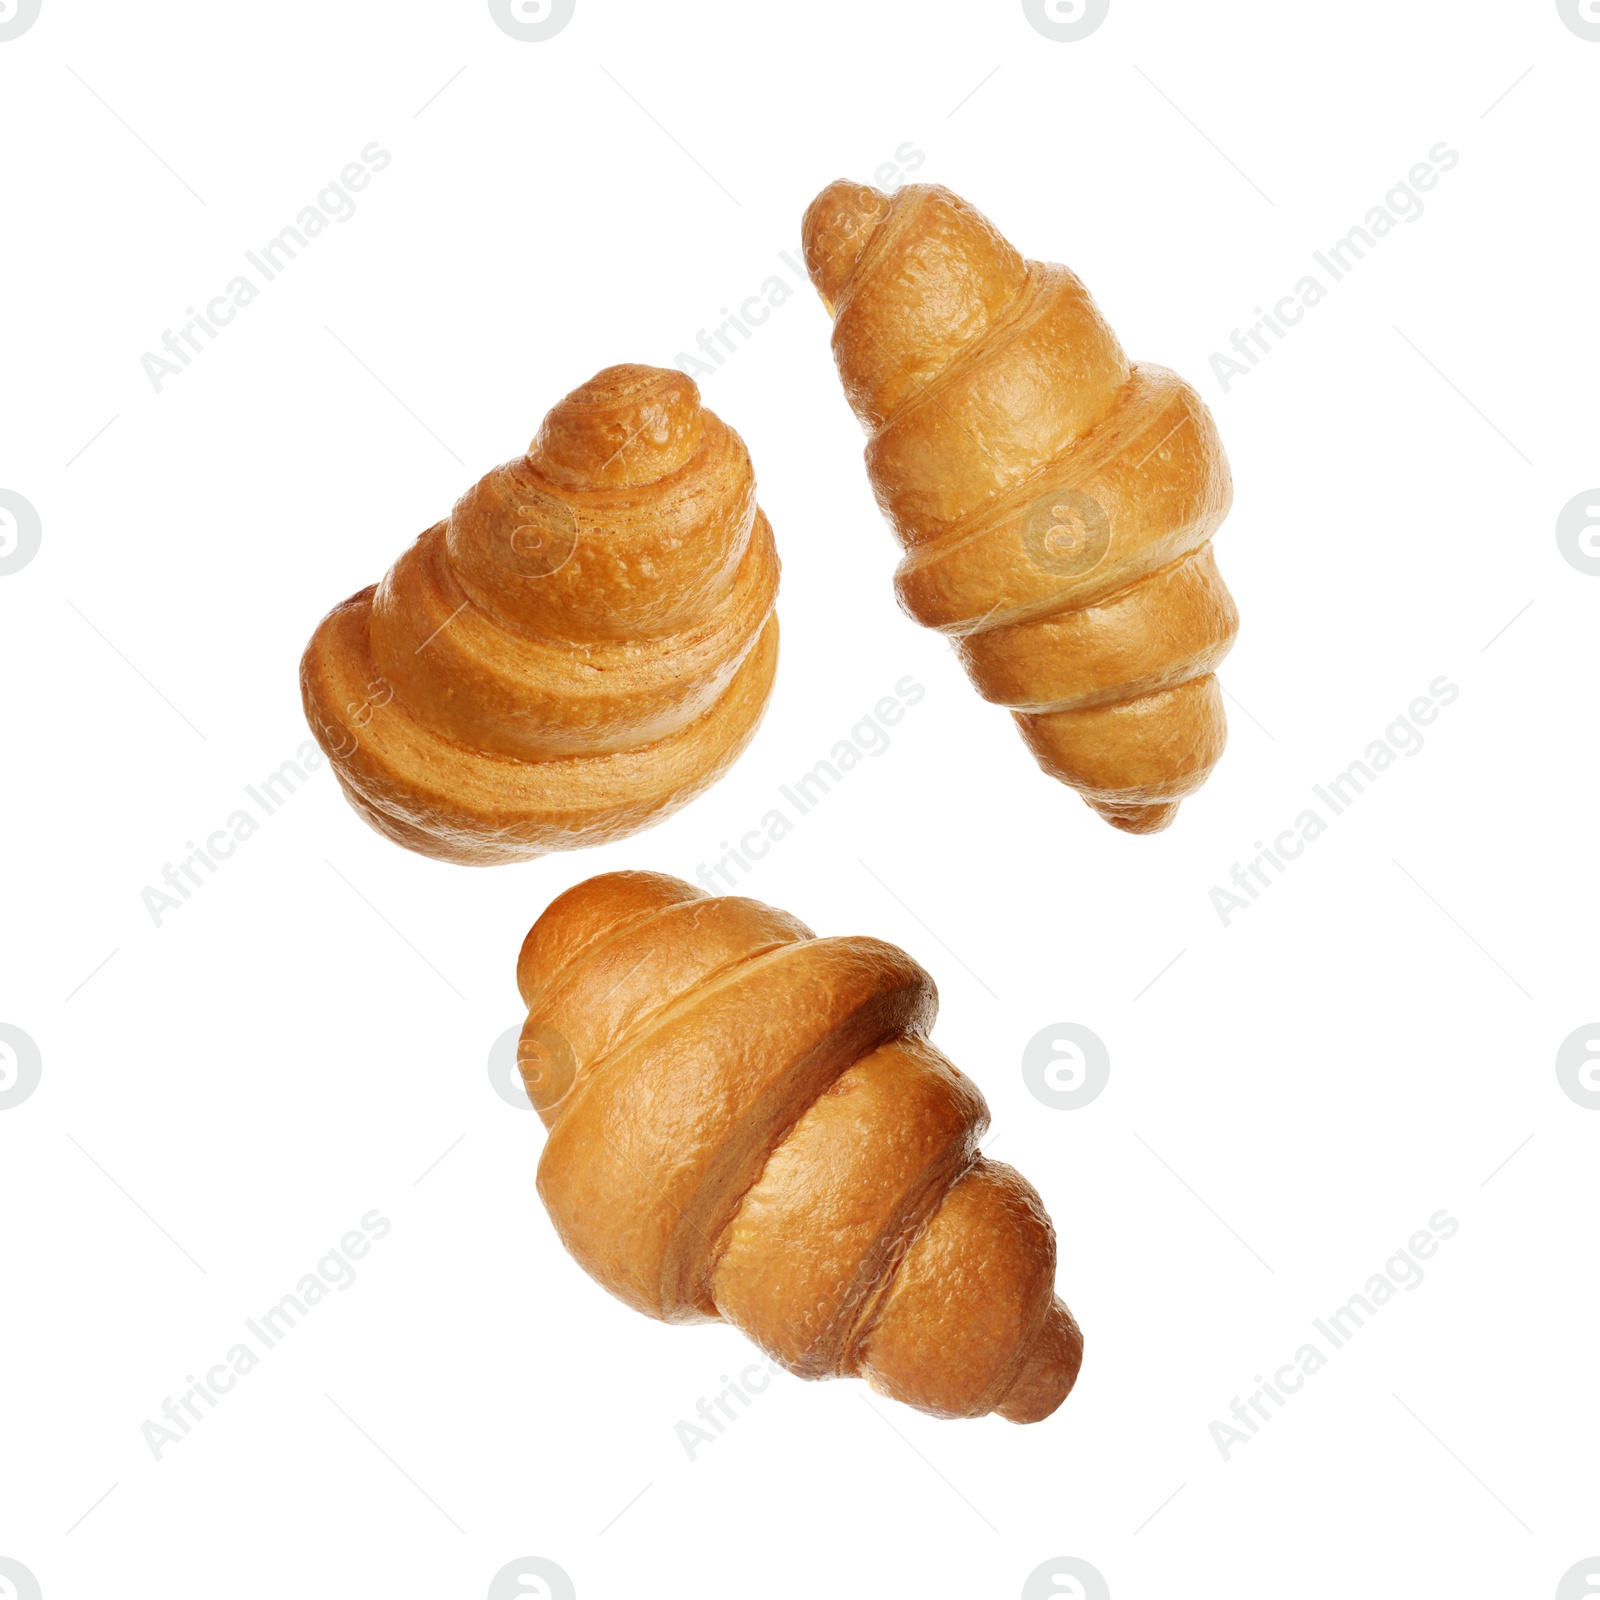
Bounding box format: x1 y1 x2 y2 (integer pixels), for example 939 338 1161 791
519 871 1082 1423
803 179 1239 832
516 869 706 1010
994 1297 1085 1423
1092 800 1181 835
300 366 779 865
530 364 704 490
801 179 892 314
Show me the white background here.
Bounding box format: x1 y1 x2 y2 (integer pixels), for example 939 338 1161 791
3 2 1597 1597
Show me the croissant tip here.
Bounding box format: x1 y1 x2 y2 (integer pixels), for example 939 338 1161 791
1092 798 1182 834
517 869 708 1008
563 362 700 408
529 362 707 490
801 178 893 311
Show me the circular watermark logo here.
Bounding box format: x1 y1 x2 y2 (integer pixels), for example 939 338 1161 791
517 1023 575 1108
489 0 575 42
499 491 578 578
0 0 42 43
1556 489 1600 574
1022 1023 1109 1110
1557 0 1600 41
1556 1023 1600 1109
488 1556 575 1599
1022 1557 1110 1600
1556 1557 1600 1599
0 1025 42 1111
0 490 42 576
0 1557 43 1600
1022 0 1109 42
489 1024 533 1111
1022 486 1110 578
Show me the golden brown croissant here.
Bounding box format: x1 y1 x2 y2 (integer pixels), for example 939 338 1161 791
300 365 779 865
802 181 1238 833
516 869 1083 1423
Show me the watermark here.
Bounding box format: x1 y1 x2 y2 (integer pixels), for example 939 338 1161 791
311 676 393 761
140 1211 391 1461
1023 487 1109 578
0 0 41 42
674 248 810 380
1558 0 1600 40
674 1232 934 1461
499 488 577 577
1022 1023 1109 1109
1022 1558 1110 1600
1208 1210 1459 1461
0 490 41 576
489 1024 532 1110
488 1558 574 1599
490 1022 576 1112
1556 489 1600 575
1556 1024 1600 1109
518 1025 575 1108
0 1024 42 1111
0 1559 41 1600
488 0 575 42
141 143 392 394
1557 1558 1600 1597
675 1360 777 1461
140 740 327 926
675 144 924 380
1022 0 1109 42
694 675 925 891
1209 675 1459 927
1209 142 1460 395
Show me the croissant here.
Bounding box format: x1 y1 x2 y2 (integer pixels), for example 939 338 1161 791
516 869 1083 1423
801 181 1239 833
300 365 779 865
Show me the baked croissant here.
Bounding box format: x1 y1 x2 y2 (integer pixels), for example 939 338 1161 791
802 180 1238 833
300 365 779 865
516 869 1083 1423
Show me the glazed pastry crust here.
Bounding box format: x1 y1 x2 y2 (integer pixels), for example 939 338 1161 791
803 182 1238 833
300 366 779 864
518 870 1084 1424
